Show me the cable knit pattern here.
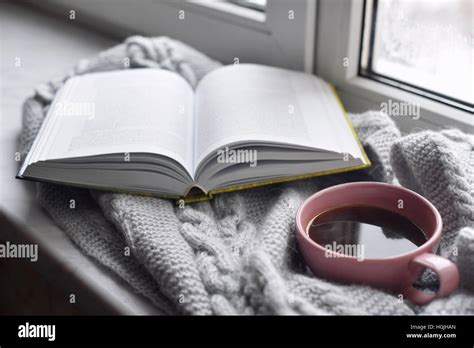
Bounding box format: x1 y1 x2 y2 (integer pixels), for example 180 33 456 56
350 111 401 183
391 130 474 257
36 184 175 314
18 36 474 315
452 227 474 291
97 194 213 315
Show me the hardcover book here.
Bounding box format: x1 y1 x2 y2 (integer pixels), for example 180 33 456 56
18 64 370 201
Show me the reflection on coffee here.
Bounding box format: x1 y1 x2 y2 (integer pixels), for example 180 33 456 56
307 205 427 259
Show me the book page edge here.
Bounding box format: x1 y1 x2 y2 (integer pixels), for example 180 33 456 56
327 83 371 166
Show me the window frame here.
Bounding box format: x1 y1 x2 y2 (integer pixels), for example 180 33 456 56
37 0 316 72
316 0 472 133
228 0 267 12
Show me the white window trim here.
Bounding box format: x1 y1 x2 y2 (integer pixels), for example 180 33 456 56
316 0 472 133
167 1 267 31
37 0 316 72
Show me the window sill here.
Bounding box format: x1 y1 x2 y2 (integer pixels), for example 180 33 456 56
337 75 473 133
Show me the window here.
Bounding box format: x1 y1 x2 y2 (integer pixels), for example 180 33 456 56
360 0 473 112
316 0 472 132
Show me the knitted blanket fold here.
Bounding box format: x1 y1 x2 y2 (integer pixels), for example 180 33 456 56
18 36 474 315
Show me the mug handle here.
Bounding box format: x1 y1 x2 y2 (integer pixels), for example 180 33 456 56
404 253 460 305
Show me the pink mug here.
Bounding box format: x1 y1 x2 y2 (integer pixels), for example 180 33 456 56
295 182 459 305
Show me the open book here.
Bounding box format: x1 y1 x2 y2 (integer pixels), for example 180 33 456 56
18 64 370 201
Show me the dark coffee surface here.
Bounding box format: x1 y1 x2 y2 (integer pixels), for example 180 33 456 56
308 205 427 259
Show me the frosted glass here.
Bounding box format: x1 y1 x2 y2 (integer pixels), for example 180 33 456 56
372 0 473 105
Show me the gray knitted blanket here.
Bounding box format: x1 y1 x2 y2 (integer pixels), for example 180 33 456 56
19 36 474 315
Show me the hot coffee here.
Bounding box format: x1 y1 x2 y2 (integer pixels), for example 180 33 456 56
307 205 427 259
297 182 459 304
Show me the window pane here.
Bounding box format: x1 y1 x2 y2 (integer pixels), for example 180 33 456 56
369 0 473 106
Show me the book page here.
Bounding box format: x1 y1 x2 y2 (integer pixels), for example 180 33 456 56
37 69 195 175
194 64 365 167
